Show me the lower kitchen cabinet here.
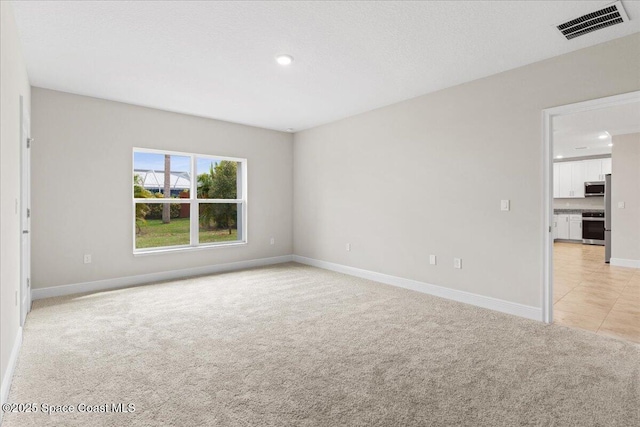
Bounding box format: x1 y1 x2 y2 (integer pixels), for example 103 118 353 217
554 214 582 241
569 215 582 240
555 214 569 239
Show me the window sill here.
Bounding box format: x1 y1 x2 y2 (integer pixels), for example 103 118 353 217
133 241 247 256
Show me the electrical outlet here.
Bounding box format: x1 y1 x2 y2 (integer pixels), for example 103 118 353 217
618 202 625 209
454 258 462 269
270 237 275 245
346 243 351 252
83 254 92 264
429 255 437 265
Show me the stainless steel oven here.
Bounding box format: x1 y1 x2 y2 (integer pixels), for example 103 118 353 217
582 211 605 245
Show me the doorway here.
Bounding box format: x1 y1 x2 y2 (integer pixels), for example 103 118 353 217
543 91 640 342
20 95 31 325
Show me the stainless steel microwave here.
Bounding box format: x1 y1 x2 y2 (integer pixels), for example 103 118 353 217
585 181 605 197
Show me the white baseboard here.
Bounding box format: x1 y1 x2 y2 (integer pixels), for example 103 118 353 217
32 255 294 300
1 327 23 421
293 255 542 322
610 258 640 269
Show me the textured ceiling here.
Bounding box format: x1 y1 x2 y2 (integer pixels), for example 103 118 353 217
11 1 640 131
554 101 640 158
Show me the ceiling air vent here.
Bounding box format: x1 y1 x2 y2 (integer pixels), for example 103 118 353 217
556 1 629 40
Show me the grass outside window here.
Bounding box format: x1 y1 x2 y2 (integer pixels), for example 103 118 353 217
136 218 239 249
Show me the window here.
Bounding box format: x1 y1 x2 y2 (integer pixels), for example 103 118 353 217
133 148 247 253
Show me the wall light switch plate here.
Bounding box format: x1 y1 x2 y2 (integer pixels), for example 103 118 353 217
83 254 92 264
618 202 625 209
429 255 437 265
501 200 510 211
270 237 275 245
454 258 462 269
346 243 351 252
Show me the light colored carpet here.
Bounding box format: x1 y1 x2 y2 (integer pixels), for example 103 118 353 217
4 262 639 426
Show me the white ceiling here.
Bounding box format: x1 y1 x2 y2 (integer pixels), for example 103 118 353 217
553 101 640 158
11 1 640 132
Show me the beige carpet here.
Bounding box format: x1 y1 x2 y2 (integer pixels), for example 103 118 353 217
4 263 639 426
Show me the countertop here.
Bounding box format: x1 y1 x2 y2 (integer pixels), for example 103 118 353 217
554 209 604 214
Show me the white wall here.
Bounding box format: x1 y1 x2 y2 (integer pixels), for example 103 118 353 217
294 33 640 308
31 88 293 289
0 0 30 407
611 132 640 264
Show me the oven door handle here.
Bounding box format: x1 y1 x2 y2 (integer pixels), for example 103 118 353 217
582 218 605 222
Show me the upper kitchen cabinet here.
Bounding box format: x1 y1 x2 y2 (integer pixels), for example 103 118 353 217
553 163 560 198
556 161 585 198
584 157 612 182
554 157 611 198
585 159 602 182
601 157 612 176
571 162 585 198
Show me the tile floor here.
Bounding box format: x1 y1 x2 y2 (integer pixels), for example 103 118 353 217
554 242 640 343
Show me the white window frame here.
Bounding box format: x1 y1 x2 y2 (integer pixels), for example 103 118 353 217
132 147 248 255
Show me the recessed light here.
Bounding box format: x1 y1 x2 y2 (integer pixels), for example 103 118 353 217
608 143 613 147
556 155 564 159
286 128 294 132
276 54 293 66
598 133 609 139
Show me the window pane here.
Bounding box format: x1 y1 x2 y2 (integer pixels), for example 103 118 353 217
198 203 241 244
135 202 190 249
196 158 239 199
134 152 191 198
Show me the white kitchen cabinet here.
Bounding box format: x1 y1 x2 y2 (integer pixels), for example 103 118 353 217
554 158 614 198
555 214 569 239
557 163 572 198
584 159 602 182
584 157 612 182
571 163 585 197
555 161 584 198
601 157 612 177
554 214 581 241
569 215 582 240
553 164 559 198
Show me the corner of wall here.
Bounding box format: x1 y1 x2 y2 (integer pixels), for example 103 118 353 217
0 0 30 406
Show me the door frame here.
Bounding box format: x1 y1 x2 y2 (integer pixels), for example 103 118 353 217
541 90 640 324
20 95 31 325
